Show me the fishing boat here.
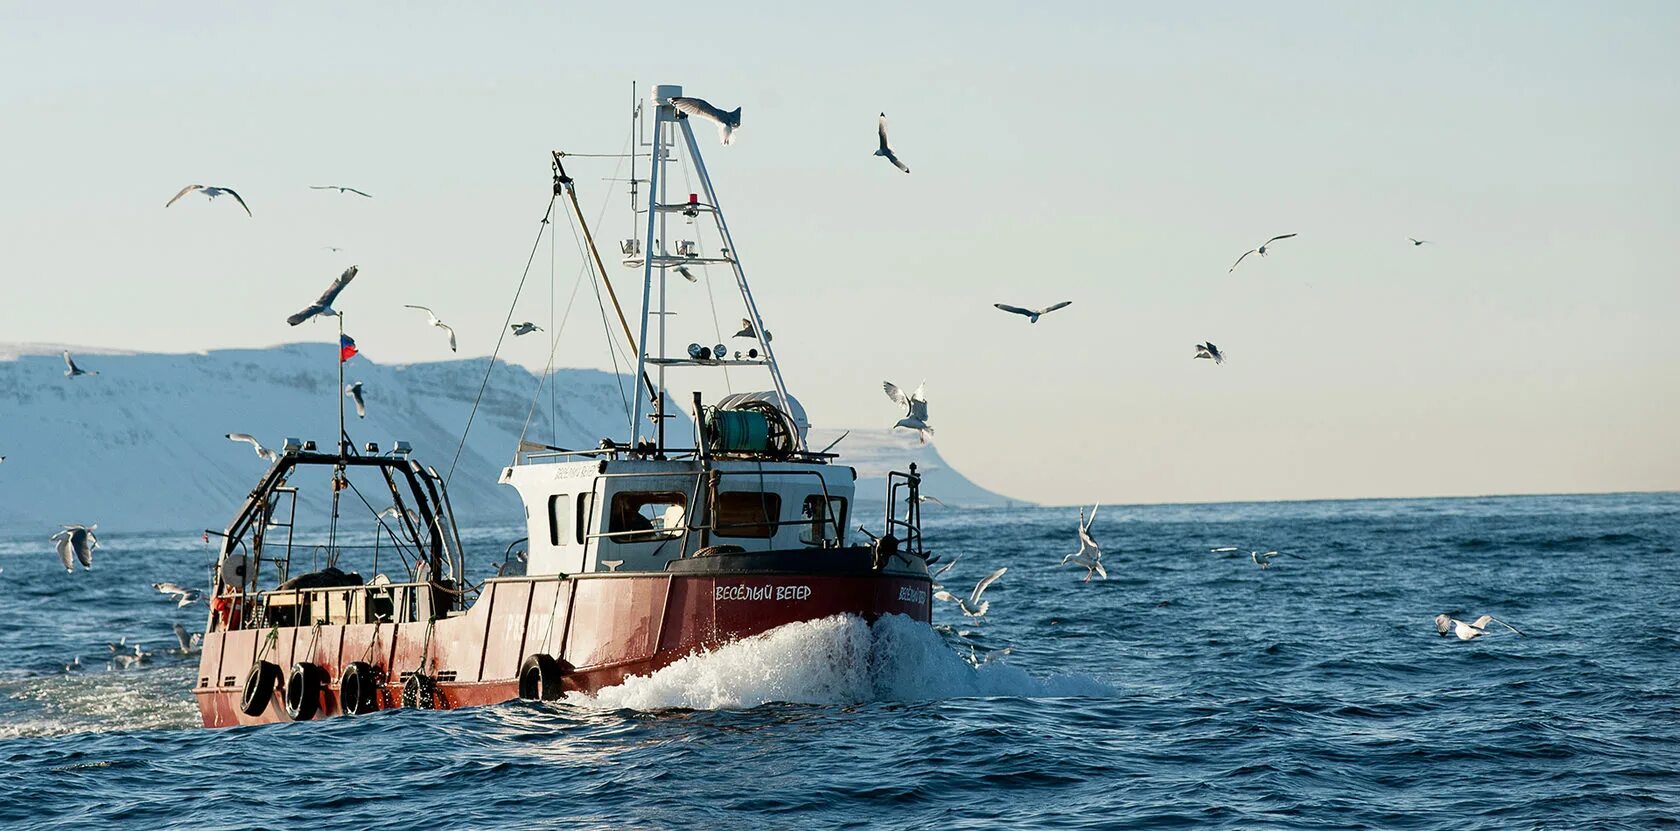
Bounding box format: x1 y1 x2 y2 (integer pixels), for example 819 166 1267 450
193 84 935 727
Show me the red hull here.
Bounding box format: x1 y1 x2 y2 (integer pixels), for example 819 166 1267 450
195 572 931 727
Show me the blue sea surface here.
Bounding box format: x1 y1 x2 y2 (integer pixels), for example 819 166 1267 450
1 492 1676 830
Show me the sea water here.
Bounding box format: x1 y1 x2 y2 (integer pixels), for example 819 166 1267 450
0 493 1675 829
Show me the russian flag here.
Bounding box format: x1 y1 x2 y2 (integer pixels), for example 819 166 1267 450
339 334 359 363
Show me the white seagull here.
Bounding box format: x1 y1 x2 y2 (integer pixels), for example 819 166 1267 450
166 184 252 216
51 524 97 572
993 301 1072 324
1434 613 1525 641
675 265 698 283
310 185 373 198
1062 504 1107 582
172 623 202 654
346 381 366 419
934 567 1006 618
511 322 543 336
1194 342 1225 365
875 113 910 174
911 494 946 507
225 433 279 463
1229 233 1298 272
286 265 358 326
153 582 201 607
404 305 458 352
63 351 98 378
883 380 934 444
671 96 741 146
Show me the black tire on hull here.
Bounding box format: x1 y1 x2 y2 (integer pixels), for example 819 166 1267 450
339 661 380 715
519 654 566 701
240 661 281 717
285 662 324 720
402 672 439 709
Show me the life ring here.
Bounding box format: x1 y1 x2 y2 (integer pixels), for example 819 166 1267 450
402 672 439 709
239 660 281 717
285 662 324 721
518 654 565 701
338 662 380 715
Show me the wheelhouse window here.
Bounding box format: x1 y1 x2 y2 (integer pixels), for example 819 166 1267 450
576 492 594 545
547 494 570 546
715 492 781 539
608 491 686 543
800 495 847 545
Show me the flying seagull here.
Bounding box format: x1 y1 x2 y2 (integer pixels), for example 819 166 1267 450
1408 238 1431 246
1248 550 1302 570
511 322 543 336
675 265 698 283
1194 342 1225 365
1062 504 1107 582
346 381 366 419
993 301 1072 324
63 351 98 378
883 380 934 444
165 185 252 216
51 524 97 572
875 113 910 174
310 185 373 198
733 318 771 341
1229 233 1298 272
286 265 358 326
671 96 741 146
404 305 458 352
225 433 279 463
934 566 1007 618
152 582 201 607
1434 613 1525 641
911 494 946 507
172 623 201 655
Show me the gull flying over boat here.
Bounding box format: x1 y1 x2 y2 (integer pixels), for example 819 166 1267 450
511 322 543 336
1229 233 1297 272
51 524 97 572
166 184 252 216
671 96 741 146
733 318 771 341
346 381 366 419
310 185 373 198
993 301 1072 324
675 265 698 283
934 567 1006 618
153 582 201 607
1434 613 1525 641
883 380 933 444
911 494 945 507
286 265 358 326
1062 504 1107 582
1194 342 1225 365
63 351 98 378
1408 238 1431 246
225 433 279 463
875 113 910 174
404 305 458 352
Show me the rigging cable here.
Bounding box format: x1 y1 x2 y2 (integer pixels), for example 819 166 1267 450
444 192 559 488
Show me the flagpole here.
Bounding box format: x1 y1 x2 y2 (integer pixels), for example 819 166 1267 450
337 313 347 457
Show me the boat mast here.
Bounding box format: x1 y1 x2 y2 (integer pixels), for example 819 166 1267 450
630 86 669 444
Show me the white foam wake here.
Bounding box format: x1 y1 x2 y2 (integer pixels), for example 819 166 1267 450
567 613 1114 711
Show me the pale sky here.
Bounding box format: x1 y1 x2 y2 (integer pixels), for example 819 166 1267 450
2 2 1676 505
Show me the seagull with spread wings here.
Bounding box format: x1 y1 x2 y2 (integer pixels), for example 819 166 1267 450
511 322 543 336
934 567 1007 618
1229 233 1297 272
1194 342 1225 365
994 301 1072 324
226 433 279 463
165 185 251 216
875 113 910 174
62 351 98 378
1408 237 1431 246
1062 505 1107 582
1434 613 1525 641
346 381 366 419
310 185 373 198
671 96 741 145
153 582 202 607
883 381 933 444
404 305 458 352
286 265 358 326
51 524 97 572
